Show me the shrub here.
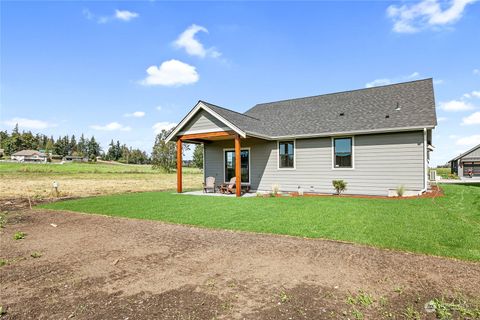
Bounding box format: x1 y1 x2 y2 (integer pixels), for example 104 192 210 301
396 185 405 197
30 252 42 258
271 184 280 196
13 231 26 240
332 180 347 195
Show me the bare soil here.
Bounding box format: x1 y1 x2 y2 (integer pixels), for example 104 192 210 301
1 207 479 319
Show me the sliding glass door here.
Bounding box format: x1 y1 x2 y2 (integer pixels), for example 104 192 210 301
224 149 250 183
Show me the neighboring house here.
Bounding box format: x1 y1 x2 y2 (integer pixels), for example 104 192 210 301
450 144 480 178
11 150 48 163
167 79 437 197
63 155 88 162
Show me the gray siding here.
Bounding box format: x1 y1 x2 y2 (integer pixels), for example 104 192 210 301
204 131 425 196
462 146 480 160
180 110 230 134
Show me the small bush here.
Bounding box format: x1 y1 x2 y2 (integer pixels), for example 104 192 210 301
396 185 405 197
30 252 42 258
332 180 347 195
271 184 280 195
13 231 26 240
0 259 8 267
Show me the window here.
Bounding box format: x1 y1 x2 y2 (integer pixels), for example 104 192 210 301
278 141 295 169
224 149 249 183
333 137 353 168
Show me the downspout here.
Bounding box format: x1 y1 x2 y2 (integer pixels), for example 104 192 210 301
421 128 428 193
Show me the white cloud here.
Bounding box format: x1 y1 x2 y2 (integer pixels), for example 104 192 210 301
140 59 199 87
440 100 475 111
173 24 221 58
152 122 177 134
3 117 57 130
437 116 448 122
115 10 139 21
462 111 480 125
433 79 444 85
124 111 145 118
365 72 421 88
463 90 480 99
449 134 459 139
474 69 480 75
156 106 162 111
456 134 480 147
387 0 478 33
83 8 139 24
91 122 131 131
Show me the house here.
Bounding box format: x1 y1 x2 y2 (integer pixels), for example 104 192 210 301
449 144 480 178
11 150 48 163
63 155 89 162
166 79 437 197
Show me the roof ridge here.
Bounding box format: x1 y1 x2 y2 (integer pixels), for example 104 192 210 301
199 100 261 121
248 78 433 109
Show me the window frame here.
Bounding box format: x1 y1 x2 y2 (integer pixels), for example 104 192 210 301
277 140 296 170
331 136 355 170
222 147 251 183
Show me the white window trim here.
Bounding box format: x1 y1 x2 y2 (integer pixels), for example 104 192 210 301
223 147 251 184
331 136 355 170
277 140 296 170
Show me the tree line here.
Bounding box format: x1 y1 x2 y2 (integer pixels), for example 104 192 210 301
0 125 204 168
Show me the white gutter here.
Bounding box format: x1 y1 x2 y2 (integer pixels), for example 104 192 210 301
422 128 428 193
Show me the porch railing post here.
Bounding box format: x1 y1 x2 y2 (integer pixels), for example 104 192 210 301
235 134 241 197
177 138 182 193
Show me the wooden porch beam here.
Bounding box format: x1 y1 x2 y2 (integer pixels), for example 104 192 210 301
176 139 182 193
235 134 241 197
178 131 233 141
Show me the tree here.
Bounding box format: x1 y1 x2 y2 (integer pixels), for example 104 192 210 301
192 144 203 169
151 129 177 173
87 136 101 159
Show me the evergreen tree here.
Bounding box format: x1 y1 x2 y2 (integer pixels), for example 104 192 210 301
192 144 204 169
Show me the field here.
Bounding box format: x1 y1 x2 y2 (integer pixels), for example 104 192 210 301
0 162 203 199
41 183 480 261
1 162 480 318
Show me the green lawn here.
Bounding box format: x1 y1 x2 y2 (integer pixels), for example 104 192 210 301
39 184 480 261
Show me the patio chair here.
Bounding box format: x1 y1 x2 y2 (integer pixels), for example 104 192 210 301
203 176 216 193
220 177 244 195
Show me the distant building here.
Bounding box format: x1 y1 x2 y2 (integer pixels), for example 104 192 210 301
450 143 480 178
63 155 88 162
11 150 48 163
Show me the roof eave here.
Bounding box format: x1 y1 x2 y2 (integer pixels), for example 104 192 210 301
165 101 246 143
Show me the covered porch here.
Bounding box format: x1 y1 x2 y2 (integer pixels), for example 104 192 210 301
176 130 246 197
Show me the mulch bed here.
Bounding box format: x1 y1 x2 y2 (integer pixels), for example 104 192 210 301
289 185 444 200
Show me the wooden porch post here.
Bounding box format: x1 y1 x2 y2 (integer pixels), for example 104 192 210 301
235 134 241 197
177 139 182 193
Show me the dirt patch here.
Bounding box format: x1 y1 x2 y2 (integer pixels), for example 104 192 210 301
1 209 479 319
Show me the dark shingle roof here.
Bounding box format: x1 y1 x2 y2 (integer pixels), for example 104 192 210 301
450 143 480 162
202 79 437 138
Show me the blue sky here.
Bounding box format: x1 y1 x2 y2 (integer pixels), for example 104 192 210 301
1 0 479 165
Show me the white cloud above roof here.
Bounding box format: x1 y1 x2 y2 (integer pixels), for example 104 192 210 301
90 122 131 131
440 100 475 111
3 117 57 129
124 111 145 118
462 111 480 125
173 24 221 58
140 59 199 87
153 122 177 134
387 0 477 33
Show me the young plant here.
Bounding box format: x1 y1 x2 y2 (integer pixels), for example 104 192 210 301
13 231 26 240
332 180 347 195
271 184 280 196
30 252 42 258
396 185 405 197
0 259 8 267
